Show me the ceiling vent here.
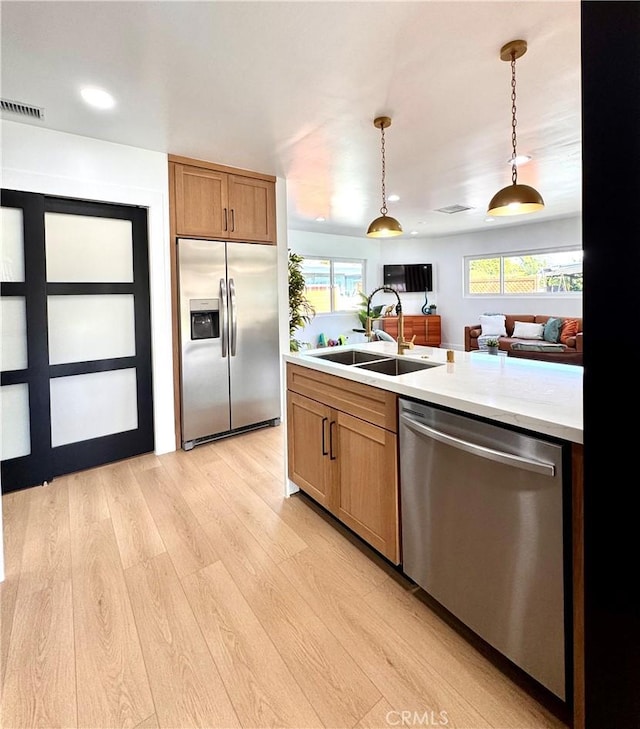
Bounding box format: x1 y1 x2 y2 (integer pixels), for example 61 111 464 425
1 98 44 120
434 204 473 214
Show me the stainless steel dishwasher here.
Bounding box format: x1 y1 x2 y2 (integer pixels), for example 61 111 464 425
399 398 566 700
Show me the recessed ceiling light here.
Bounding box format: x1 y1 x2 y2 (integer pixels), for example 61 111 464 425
315 216 326 222
485 217 496 223
387 194 400 202
80 87 115 110
435 204 473 214
410 230 418 235
507 154 532 166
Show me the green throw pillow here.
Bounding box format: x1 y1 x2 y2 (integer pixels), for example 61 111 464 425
543 317 562 343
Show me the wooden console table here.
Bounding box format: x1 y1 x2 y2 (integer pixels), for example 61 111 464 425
381 315 441 347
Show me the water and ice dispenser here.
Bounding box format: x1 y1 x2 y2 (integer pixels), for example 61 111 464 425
189 299 220 340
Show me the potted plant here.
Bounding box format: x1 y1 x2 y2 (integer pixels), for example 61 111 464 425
484 337 500 355
288 250 315 351
354 291 384 334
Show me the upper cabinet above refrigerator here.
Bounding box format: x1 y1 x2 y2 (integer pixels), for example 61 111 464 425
170 155 277 244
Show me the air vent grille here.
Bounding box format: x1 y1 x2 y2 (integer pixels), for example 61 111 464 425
1 98 44 120
434 204 473 214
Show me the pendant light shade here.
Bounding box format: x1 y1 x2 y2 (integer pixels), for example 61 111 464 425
487 183 545 216
367 213 403 237
487 40 545 217
367 116 403 238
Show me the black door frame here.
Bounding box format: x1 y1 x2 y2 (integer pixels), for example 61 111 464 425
1 189 52 489
1 190 154 493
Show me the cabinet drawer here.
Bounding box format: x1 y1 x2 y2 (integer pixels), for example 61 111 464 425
287 363 397 432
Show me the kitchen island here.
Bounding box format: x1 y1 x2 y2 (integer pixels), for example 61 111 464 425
283 339 582 564
283 341 583 444
283 341 584 723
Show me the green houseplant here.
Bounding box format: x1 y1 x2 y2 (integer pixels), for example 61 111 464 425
355 291 384 330
288 250 315 351
484 337 500 354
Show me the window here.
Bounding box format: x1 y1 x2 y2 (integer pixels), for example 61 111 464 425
465 247 583 296
300 256 365 314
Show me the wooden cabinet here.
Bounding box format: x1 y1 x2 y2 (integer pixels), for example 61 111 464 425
168 154 278 449
171 156 276 244
227 174 275 243
332 409 399 561
381 314 441 347
287 364 400 564
287 391 332 508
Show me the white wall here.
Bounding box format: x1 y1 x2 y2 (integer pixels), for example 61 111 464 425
275 177 291 422
287 230 383 347
1 119 175 454
289 215 582 350
390 215 583 348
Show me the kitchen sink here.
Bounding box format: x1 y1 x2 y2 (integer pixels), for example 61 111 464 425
309 349 388 365
354 357 442 376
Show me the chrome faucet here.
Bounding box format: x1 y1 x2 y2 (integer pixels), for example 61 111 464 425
365 286 415 355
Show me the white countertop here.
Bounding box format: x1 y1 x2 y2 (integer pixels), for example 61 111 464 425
283 342 583 444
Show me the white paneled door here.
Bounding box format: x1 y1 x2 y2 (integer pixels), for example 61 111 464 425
0 190 154 493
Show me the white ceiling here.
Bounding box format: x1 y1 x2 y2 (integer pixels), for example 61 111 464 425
0 1 582 239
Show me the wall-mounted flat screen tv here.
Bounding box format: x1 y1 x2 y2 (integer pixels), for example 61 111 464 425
383 264 433 292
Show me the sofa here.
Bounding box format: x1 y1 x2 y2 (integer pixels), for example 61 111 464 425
464 314 583 365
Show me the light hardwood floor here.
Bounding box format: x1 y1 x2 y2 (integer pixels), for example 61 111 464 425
0 425 567 729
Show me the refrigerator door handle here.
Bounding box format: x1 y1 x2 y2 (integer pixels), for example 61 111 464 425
229 277 238 357
220 278 228 358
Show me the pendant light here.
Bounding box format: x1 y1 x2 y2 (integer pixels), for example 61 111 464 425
487 40 545 217
367 116 403 237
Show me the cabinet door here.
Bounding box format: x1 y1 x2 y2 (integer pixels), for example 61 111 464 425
333 410 399 564
380 317 399 340
228 175 276 244
381 315 441 347
381 316 417 344
174 164 229 238
287 392 332 508
425 315 442 347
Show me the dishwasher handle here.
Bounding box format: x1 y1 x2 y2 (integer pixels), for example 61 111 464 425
400 413 555 477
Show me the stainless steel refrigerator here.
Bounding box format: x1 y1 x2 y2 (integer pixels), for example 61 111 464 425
178 238 280 449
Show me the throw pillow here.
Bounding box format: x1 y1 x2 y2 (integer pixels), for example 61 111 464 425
511 342 566 352
543 317 563 343
560 318 579 345
479 314 507 337
512 321 544 340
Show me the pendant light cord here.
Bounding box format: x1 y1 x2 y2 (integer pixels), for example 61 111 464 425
380 124 388 215
486 39 544 217
367 116 402 236
510 51 518 185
